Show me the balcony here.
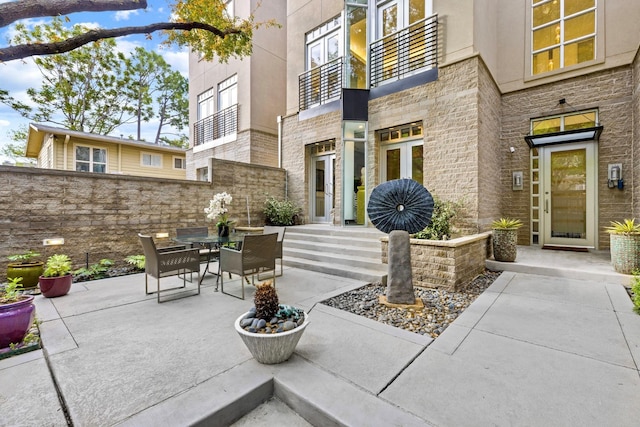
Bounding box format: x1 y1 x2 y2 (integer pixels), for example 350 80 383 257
299 57 343 111
193 104 238 146
370 15 438 88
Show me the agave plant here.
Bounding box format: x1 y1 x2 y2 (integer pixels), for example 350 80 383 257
491 218 523 230
605 219 640 235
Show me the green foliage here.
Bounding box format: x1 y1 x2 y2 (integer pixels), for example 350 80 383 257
413 197 461 240
7 250 40 264
125 255 145 271
491 218 523 230
2 18 188 145
43 254 72 278
0 277 24 304
74 259 114 281
631 270 640 314
605 219 640 235
264 195 301 226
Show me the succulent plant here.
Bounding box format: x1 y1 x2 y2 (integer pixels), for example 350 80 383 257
254 281 279 320
491 218 523 230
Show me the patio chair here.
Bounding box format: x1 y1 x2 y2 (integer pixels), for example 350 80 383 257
219 233 278 300
176 226 212 263
258 226 286 279
138 233 201 303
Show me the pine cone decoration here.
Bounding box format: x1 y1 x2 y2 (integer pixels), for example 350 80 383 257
254 281 279 320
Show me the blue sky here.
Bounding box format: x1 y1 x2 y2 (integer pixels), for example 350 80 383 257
0 0 189 162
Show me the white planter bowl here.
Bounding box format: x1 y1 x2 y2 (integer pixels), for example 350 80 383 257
234 311 309 364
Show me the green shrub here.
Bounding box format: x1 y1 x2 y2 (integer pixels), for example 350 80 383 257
631 270 640 314
413 197 460 240
264 195 301 226
125 255 145 271
73 259 113 281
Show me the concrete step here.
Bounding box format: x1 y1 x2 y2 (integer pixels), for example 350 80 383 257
284 255 386 283
285 231 383 249
284 239 381 260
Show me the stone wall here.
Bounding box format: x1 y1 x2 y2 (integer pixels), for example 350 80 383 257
0 162 285 277
501 65 635 248
381 232 492 292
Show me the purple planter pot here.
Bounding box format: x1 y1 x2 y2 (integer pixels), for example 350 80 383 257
39 274 72 298
0 296 35 349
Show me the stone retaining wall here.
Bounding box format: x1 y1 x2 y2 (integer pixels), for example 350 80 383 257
380 232 492 291
0 161 285 277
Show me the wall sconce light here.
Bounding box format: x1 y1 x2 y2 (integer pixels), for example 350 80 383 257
155 232 169 239
509 146 515 153
43 238 65 246
512 171 523 191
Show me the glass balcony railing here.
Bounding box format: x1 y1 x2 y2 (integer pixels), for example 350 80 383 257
369 14 438 88
193 104 238 146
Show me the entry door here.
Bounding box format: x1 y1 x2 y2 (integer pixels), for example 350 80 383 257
541 142 597 248
312 154 335 223
382 140 423 184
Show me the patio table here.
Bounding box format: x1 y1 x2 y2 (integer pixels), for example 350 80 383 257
173 233 246 289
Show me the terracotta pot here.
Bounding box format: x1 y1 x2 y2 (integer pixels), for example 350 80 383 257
39 274 73 298
235 311 309 364
7 261 44 289
0 295 35 349
492 229 518 262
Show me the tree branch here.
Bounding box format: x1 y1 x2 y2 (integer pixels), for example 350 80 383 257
0 22 242 62
0 0 148 28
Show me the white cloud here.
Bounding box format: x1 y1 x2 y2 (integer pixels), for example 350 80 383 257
115 10 140 21
0 119 10 127
161 50 189 76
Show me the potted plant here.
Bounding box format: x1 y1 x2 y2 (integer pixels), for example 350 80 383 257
235 281 309 364
491 218 523 262
205 191 234 237
39 254 73 298
263 195 301 226
0 277 36 349
6 250 44 290
605 219 640 274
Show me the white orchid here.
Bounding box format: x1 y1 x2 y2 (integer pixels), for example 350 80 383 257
204 192 234 226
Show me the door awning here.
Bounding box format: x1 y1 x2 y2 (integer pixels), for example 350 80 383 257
524 125 603 148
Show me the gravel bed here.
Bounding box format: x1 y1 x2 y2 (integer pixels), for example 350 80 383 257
321 270 501 338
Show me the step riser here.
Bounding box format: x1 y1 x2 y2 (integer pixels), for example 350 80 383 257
283 249 383 269
284 241 381 259
285 233 382 248
283 259 385 283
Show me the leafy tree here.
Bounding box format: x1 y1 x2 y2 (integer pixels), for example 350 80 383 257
0 0 278 63
1 126 36 165
2 19 189 145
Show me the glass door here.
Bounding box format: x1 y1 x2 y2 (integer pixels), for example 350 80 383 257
541 142 596 248
381 140 423 184
311 154 336 223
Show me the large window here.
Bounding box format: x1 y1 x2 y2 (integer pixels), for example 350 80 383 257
305 16 342 106
532 0 596 75
218 74 237 110
141 153 162 168
197 88 214 121
76 145 107 173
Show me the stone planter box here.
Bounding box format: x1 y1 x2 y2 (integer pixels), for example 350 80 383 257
380 232 492 292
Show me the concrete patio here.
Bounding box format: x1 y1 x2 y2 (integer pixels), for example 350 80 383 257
1 247 639 426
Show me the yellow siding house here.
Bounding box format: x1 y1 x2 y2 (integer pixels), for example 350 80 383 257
25 123 187 179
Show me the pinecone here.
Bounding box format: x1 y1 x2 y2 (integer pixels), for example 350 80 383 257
254 281 279 320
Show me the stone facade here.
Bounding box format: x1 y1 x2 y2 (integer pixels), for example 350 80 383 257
381 232 492 292
501 65 635 248
0 162 285 277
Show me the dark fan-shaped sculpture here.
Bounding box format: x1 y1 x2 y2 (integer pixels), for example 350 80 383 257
367 178 434 234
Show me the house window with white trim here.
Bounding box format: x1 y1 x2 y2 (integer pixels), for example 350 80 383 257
173 157 186 170
532 0 596 75
141 153 162 168
75 145 107 173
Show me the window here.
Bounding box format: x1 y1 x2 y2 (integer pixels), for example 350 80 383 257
173 157 186 170
531 110 597 135
75 145 107 173
532 0 596 75
304 16 342 106
218 74 237 110
197 88 215 121
197 167 209 182
141 153 162 168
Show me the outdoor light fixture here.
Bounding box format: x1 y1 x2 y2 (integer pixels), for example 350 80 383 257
155 232 169 239
524 125 603 148
43 238 65 246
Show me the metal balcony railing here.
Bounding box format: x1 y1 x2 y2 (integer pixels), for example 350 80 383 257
370 14 438 88
299 57 343 111
193 104 238 146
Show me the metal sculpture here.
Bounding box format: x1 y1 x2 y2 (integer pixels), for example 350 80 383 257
367 179 434 305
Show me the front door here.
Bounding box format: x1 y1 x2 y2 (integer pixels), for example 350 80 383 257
381 140 423 184
541 142 597 248
311 154 335 223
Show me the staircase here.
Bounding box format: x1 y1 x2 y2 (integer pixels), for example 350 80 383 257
282 225 388 283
